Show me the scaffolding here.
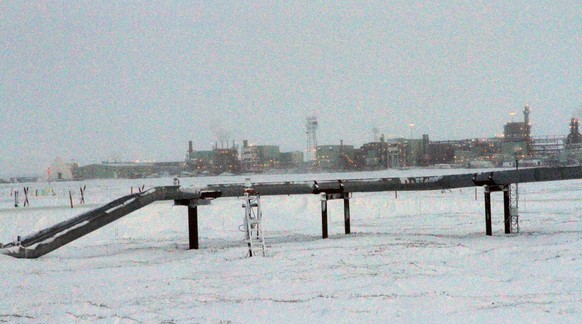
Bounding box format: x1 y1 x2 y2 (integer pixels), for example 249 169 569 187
531 135 565 159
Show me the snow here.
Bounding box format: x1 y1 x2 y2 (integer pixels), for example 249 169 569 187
399 175 444 184
0 169 580 322
26 221 91 250
105 198 136 214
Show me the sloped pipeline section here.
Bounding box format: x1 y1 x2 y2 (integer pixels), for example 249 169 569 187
1 186 181 259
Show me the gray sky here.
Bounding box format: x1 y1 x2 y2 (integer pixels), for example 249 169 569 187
1 1 581 176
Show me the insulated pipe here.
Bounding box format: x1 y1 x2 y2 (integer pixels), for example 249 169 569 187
2 187 175 258
201 166 582 198
2 166 580 258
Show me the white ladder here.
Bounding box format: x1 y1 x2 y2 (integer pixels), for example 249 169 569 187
243 191 265 257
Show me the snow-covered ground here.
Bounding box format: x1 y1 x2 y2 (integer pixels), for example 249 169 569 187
1 169 580 323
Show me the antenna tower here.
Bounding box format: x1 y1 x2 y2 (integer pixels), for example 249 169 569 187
523 105 532 156
305 116 318 162
372 127 379 142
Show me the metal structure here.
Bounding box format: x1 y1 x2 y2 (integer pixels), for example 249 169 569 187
566 118 582 146
531 135 565 159
524 105 533 155
242 189 265 257
509 183 519 233
305 115 318 163
2 166 581 259
503 105 533 157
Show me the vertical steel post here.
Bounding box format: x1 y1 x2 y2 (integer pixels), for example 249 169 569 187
484 187 492 236
188 204 199 249
321 197 328 239
503 185 511 234
343 195 351 235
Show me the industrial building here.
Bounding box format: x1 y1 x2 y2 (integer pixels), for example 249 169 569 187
185 140 240 175
565 118 582 146
502 106 532 159
211 147 240 175
560 118 582 165
240 141 280 172
56 109 582 180
181 112 580 175
279 151 304 169
49 157 77 181
356 135 401 169
75 161 186 180
427 140 466 166
316 144 355 170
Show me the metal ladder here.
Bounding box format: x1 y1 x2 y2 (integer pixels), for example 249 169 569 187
242 190 265 257
509 183 520 233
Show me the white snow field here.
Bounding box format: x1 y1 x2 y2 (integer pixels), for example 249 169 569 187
0 169 580 323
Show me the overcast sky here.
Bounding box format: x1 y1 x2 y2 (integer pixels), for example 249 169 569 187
1 1 580 176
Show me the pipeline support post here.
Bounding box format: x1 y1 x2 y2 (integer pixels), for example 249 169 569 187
343 193 351 235
319 191 351 238
483 185 508 236
503 185 511 234
175 197 212 250
321 194 328 239
188 204 199 250
484 186 492 236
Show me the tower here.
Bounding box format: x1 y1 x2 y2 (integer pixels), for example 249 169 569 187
523 105 532 156
305 116 318 163
566 118 582 146
523 105 530 126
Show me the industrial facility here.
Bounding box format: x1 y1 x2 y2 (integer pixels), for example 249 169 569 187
18 107 579 182
179 109 579 176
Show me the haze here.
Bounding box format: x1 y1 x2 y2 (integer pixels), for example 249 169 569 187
1 1 580 176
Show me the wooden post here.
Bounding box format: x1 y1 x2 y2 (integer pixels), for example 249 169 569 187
69 191 74 208
321 197 328 239
188 204 199 249
395 191 398 199
79 187 85 205
503 185 511 234
23 187 29 207
343 195 351 235
484 187 492 236
14 190 19 207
